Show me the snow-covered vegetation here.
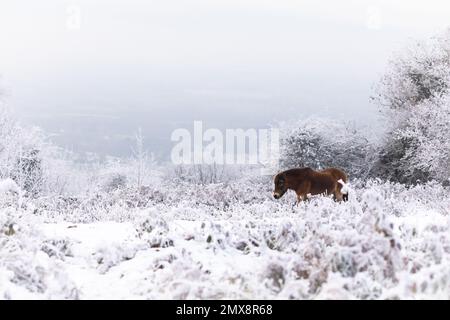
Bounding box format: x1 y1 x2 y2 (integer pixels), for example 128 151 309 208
1 177 449 299
279 117 378 180
372 29 450 185
1 31 450 299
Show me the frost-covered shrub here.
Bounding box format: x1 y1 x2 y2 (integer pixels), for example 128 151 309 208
0 178 24 210
169 164 230 185
135 248 228 299
103 173 128 192
0 106 88 197
134 211 174 248
24 170 275 223
373 29 450 184
279 117 377 180
263 221 299 252
373 29 450 111
12 149 43 196
40 238 74 260
0 208 79 299
376 94 450 184
0 107 44 194
262 262 286 293
94 244 140 274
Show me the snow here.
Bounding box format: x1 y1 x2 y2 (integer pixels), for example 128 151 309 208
0 179 21 195
2 28 449 301
2 180 450 299
31 220 267 299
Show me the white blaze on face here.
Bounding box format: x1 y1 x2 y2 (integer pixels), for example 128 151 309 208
338 179 349 194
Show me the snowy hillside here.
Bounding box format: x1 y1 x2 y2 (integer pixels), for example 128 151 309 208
1 179 449 299
1 1 450 302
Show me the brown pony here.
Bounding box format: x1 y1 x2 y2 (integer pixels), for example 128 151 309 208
273 167 348 203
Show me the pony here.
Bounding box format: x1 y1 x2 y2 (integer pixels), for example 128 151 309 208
273 167 348 204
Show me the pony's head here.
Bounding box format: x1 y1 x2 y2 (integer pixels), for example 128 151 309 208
273 172 288 199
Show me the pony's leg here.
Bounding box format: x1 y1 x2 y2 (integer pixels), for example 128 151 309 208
295 182 310 206
333 190 344 202
331 181 345 202
295 194 307 206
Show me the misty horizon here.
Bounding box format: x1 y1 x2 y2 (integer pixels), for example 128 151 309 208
1 0 450 159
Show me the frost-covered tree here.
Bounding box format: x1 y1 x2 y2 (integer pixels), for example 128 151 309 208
373 31 450 111
372 29 450 184
12 149 43 197
0 107 45 194
128 128 159 189
0 106 83 196
130 128 157 189
279 117 377 180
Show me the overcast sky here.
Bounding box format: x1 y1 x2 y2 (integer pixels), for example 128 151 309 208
1 0 449 158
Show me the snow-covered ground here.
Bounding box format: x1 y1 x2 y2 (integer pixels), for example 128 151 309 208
1 179 450 299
